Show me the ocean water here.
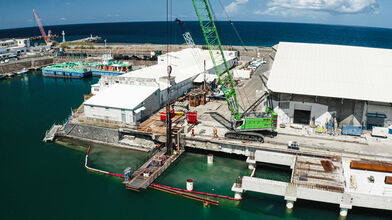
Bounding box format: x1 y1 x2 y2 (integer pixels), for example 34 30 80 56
0 73 391 219
1 22 392 219
1 21 392 49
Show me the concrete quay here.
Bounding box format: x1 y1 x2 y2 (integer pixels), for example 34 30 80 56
232 154 392 217
58 43 272 60
52 113 392 216
0 56 53 76
49 91 392 216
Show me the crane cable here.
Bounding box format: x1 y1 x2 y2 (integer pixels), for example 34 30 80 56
216 0 252 108
217 0 248 52
207 0 252 111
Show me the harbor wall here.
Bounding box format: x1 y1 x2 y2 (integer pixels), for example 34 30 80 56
65 123 120 144
0 57 53 75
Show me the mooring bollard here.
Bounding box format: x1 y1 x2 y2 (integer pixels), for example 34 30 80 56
207 154 213 164
186 178 194 191
286 200 294 209
340 208 348 217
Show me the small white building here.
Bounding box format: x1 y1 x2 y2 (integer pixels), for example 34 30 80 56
91 48 237 103
268 42 392 128
0 38 30 56
84 84 160 125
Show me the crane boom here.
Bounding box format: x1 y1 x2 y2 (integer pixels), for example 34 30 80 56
192 0 241 120
33 9 50 46
192 0 278 142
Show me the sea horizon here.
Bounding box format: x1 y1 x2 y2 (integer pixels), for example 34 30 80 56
1 20 392 32
1 20 392 50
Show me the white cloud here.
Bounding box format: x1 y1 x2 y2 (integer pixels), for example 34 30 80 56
258 0 378 16
65 2 71 6
225 0 248 14
60 17 67 21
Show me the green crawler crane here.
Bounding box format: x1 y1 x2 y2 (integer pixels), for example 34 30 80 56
192 0 277 142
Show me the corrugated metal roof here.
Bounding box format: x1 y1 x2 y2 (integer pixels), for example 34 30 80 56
120 48 237 90
84 84 158 110
267 42 392 103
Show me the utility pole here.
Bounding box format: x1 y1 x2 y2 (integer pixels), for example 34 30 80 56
166 65 173 155
203 59 206 90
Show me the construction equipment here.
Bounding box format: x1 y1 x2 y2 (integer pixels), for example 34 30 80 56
191 0 277 142
186 112 198 125
33 9 52 46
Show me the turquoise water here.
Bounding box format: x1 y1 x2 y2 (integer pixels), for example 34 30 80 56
1 73 391 219
155 150 251 197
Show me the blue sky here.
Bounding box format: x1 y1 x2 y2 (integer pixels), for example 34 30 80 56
0 0 391 29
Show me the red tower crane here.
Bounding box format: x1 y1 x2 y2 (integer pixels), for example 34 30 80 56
33 9 52 46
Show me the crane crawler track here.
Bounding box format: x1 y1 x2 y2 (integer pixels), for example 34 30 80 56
225 131 264 143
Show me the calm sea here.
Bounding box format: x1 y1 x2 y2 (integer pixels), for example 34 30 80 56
1 22 392 219
1 21 392 49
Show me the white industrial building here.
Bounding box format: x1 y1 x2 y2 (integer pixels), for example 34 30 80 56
268 42 392 129
84 84 160 125
0 38 30 56
86 48 238 124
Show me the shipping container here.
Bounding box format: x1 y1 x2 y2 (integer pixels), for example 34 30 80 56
385 176 392 184
342 126 362 136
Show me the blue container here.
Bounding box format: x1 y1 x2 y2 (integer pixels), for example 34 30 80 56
342 126 362 136
389 128 392 135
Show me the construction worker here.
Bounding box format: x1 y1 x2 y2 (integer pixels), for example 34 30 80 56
213 127 218 138
156 144 161 151
191 128 195 136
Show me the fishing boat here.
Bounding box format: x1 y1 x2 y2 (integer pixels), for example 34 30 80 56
17 68 28 75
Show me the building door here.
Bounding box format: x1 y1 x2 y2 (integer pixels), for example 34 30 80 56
121 112 126 123
294 110 311 125
367 113 386 129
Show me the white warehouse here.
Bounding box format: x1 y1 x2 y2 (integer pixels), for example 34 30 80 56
91 48 238 102
86 48 238 125
268 42 392 129
84 84 160 125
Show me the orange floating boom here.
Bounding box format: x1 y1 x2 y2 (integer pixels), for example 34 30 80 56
150 184 219 206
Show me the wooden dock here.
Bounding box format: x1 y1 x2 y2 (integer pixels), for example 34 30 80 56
123 147 184 191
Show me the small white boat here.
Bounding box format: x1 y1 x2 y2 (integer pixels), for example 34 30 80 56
17 68 28 75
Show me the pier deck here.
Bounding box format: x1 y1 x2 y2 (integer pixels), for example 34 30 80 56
124 147 184 191
43 124 62 142
233 155 392 216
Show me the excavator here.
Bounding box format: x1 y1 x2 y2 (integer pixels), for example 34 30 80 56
191 0 277 143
